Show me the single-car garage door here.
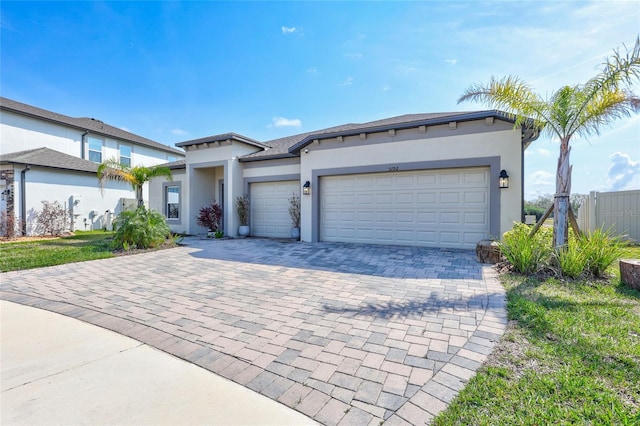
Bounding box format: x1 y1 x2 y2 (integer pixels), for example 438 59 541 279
250 180 300 238
321 167 489 249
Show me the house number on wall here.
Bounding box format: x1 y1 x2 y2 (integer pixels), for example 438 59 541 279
388 166 399 172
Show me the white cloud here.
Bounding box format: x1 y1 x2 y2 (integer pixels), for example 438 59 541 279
444 58 457 65
529 170 554 186
120 126 131 132
381 85 390 92
607 152 640 191
339 76 354 87
344 53 363 59
537 148 551 157
171 128 189 136
270 116 302 128
281 26 297 34
307 67 319 75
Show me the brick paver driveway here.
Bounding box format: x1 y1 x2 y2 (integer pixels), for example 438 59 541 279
1 238 507 425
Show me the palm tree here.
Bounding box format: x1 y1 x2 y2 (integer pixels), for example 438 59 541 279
97 159 173 208
458 38 640 250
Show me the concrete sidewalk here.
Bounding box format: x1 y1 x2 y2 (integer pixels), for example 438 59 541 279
1 301 316 425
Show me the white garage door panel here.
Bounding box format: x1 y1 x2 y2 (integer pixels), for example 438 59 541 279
250 181 299 238
321 167 489 249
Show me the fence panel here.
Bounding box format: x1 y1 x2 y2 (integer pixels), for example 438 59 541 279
578 190 640 242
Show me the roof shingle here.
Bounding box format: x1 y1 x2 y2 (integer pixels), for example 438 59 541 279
239 110 516 161
0 97 185 157
0 147 99 173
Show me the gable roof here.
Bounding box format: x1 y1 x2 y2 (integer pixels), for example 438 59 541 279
162 159 186 170
0 147 100 173
0 97 185 157
175 132 269 150
237 110 537 162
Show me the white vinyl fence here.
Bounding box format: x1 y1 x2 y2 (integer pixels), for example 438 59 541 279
577 190 640 242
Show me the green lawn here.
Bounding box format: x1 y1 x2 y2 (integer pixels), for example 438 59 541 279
434 245 640 425
0 231 115 272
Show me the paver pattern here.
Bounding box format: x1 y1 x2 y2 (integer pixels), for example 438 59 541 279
1 238 507 425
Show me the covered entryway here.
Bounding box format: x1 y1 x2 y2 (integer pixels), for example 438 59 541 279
250 180 299 238
320 167 490 249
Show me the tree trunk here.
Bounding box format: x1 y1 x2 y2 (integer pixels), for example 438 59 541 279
136 185 144 208
553 138 572 250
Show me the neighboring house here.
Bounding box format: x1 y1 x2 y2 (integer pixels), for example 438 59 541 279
0 97 185 235
150 111 538 249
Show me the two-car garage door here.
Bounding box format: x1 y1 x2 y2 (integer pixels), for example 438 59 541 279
320 167 489 249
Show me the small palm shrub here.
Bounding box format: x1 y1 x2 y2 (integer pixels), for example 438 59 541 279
580 228 626 277
553 235 588 279
502 223 626 279
501 223 552 274
112 207 170 250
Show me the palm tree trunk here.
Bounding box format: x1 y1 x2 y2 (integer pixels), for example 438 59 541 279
136 185 144 208
553 138 572 250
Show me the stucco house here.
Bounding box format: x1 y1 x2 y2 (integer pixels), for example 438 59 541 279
150 111 538 249
0 97 185 235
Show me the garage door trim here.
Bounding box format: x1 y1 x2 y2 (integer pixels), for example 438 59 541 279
244 174 301 192
310 156 502 243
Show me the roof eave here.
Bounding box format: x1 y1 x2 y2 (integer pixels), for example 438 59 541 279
287 110 522 154
176 133 269 150
0 160 97 174
0 105 185 156
238 153 298 162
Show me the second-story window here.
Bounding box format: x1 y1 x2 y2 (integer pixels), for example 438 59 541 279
88 137 103 163
120 145 131 167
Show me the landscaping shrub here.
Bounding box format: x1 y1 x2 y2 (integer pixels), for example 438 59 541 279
580 228 626 277
196 202 223 232
501 223 552 274
112 207 170 250
35 200 68 236
502 223 627 279
553 235 588 279
0 210 21 239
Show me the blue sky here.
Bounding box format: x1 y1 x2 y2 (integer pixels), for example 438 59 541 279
1 1 638 199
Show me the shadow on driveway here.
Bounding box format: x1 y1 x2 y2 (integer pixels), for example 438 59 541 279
184 237 483 280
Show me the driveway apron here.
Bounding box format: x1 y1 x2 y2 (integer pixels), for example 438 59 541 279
1 238 507 425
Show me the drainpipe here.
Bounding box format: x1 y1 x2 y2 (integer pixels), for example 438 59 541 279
20 165 30 235
80 131 89 159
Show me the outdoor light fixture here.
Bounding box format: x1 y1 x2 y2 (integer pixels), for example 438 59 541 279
1 184 13 201
499 170 509 188
303 181 311 195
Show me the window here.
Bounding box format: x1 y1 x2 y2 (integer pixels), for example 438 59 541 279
119 145 131 167
166 185 180 219
88 137 103 163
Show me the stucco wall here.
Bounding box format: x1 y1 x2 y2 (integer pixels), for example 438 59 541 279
0 110 183 165
12 166 133 234
184 142 263 235
149 169 188 234
299 120 523 242
242 157 301 179
1 111 82 157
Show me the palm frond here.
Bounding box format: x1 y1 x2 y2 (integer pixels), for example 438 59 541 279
459 76 553 136
571 90 640 138
97 158 137 194
567 37 640 134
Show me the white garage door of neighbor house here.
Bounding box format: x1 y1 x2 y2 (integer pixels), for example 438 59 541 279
250 181 300 238
321 167 490 249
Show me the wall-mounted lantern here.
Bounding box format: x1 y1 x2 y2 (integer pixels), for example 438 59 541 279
1 183 13 201
303 181 311 195
499 170 509 189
